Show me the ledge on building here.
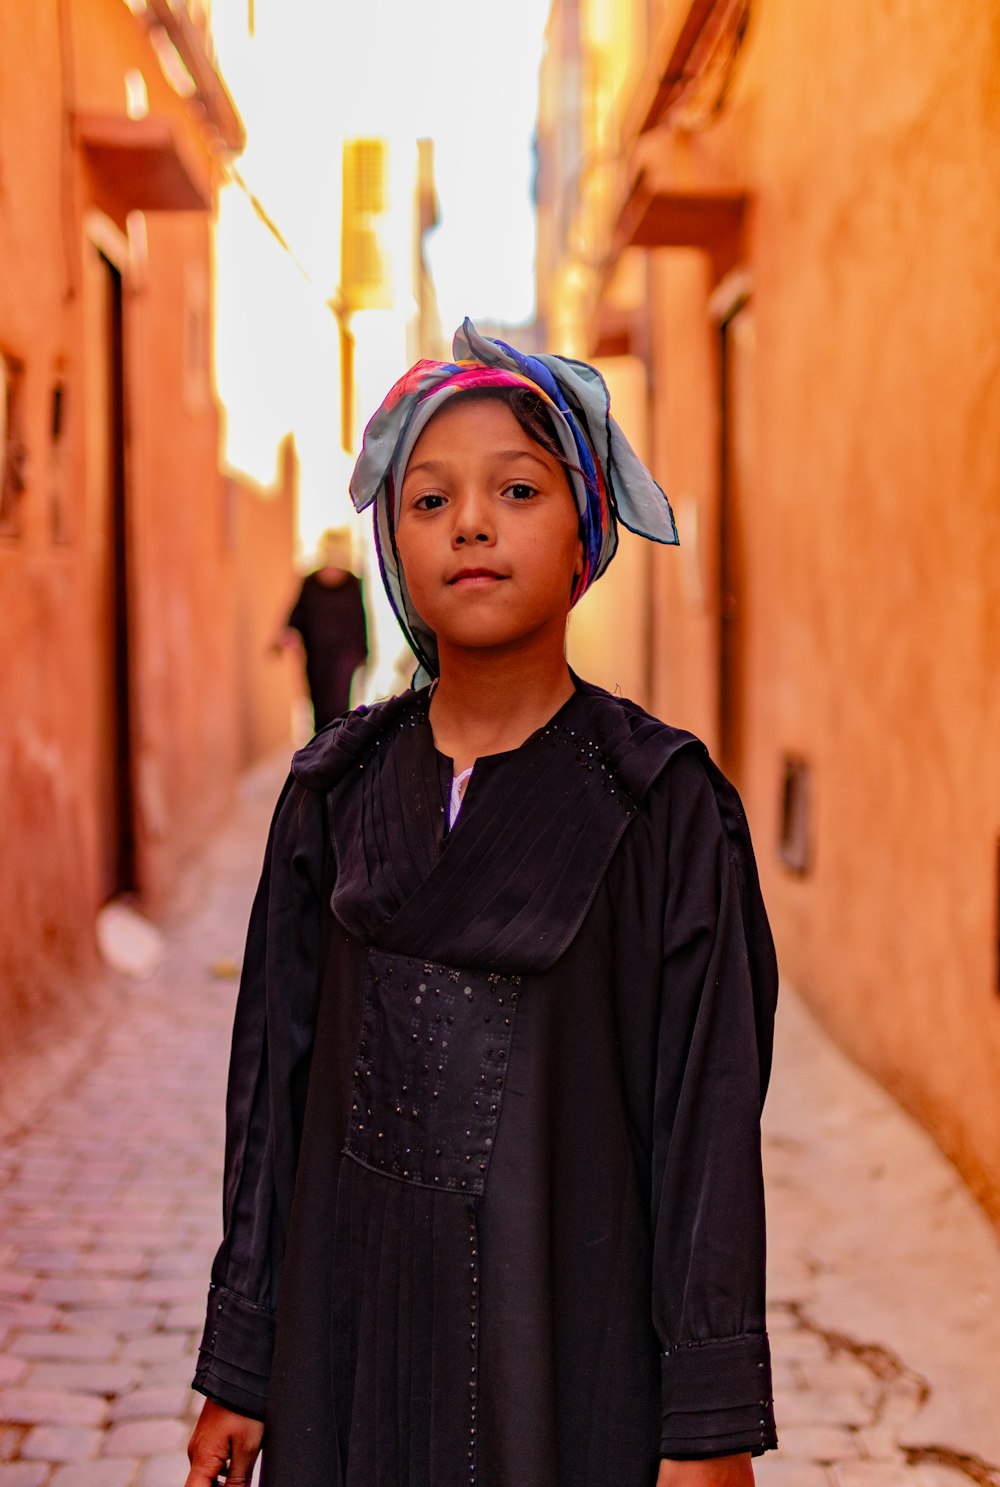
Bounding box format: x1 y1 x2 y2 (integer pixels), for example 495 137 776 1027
611 127 747 281
76 111 212 215
622 0 729 146
145 0 245 155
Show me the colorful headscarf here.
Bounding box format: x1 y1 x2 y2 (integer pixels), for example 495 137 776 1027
350 318 679 678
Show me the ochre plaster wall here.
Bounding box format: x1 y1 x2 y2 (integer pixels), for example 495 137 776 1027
628 3 1000 1215
0 0 245 1077
568 356 653 703
233 439 298 769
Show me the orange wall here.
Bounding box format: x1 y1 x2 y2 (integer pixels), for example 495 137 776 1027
583 4 1000 1215
743 1 1000 1218
233 439 298 768
0 0 244 1068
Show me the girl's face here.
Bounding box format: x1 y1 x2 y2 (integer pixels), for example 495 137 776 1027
395 397 584 664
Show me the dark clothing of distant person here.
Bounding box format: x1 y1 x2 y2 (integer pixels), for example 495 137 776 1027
193 680 779 1486
287 571 368 729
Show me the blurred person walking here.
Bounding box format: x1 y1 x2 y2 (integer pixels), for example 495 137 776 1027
274 528 368 729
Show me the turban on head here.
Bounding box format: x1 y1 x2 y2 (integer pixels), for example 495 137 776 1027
349 318 679 679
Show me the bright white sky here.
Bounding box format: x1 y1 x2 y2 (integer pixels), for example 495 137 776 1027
215 0 550 332
339 0 551 332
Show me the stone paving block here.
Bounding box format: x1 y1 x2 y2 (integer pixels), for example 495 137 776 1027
62 1182 122 1205
101 1418 188 1457
108 1386 190 1422
136 1451 194 1487
21 1423 102 1461
912 1466 974 1487
139 1359 195 1389
766 1306 803 1330
0 1304 61 1332
4 1230 88 1252
0 1464 50 1487
120 1333 188 1364
60 1308 160 1336
77 1252 148 1277
50 1460 137 1486
0 1274 38 1299
831 1464 916 1487
9 1331 120 1362
798 1357 881 1394
857 1427 901 1461
755 1456 832 1487
13 1253 78 1275
24 1363 141 1396
0 1387 108 1427
133 1279 198 1305
770 1358 802 1392
769 1329 830 1363
162 1302 204 1332
0 1357 29 1387
35 1278 134 1307
777 1425 862 1463
148 1252 208 1278
0 1430 22 1464
778 1389 874 1428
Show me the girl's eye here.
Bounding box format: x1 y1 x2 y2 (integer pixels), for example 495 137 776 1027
413 493 446 511
504 483 538 502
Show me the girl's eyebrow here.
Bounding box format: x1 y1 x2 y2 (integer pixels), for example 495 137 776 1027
405 449 551 480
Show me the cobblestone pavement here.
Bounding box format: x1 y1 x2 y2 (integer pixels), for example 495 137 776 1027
2 753 999 1486
0 755 285 1487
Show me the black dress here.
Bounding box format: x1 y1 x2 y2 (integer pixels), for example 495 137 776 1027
193 680 779 1486
287 571 368 728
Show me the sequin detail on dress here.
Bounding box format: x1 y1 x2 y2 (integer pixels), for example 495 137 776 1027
344 949 521 1194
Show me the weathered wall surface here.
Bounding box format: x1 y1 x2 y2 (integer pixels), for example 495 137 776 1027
233 439 298 768
0 2 95 1064
0 0 259 1075
595 0 1000 1207
734 1 1000 1217
543 0 1000 1217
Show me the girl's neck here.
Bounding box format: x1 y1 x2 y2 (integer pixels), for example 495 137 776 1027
428 646 576 775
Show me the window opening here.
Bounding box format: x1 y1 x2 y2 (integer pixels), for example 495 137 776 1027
50 377 71 544
778 755 811 875
0 352 27 538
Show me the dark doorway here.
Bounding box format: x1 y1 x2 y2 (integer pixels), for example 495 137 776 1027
93 253 137 901
717 297 754 786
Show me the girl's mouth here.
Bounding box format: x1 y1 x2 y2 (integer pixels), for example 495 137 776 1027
448 568 507 587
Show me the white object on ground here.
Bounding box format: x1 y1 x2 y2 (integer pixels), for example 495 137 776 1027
96 901 166 981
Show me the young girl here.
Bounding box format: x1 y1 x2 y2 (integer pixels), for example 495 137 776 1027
186 321 779 1487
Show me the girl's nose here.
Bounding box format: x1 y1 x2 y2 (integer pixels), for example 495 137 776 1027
451 492 495 547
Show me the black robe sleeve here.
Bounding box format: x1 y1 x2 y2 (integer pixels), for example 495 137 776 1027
192 775 329 1420
651 750 778 1458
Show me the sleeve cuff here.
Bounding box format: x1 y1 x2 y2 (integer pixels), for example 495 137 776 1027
191 1282 276 1421
661 1332 777 1458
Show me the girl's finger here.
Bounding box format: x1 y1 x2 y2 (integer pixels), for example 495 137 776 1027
183 1464 224 1487
226 1436 263 1485
184 1436 229 1485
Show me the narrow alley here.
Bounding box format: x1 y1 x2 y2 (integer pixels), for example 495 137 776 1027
0 753 998 1487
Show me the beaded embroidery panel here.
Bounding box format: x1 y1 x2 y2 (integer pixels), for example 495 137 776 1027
343 948 521 1194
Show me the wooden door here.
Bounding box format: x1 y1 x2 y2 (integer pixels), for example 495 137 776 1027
85 246 136 901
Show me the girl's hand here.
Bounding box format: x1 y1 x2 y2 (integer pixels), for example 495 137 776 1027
185 1399 264 1485
658 1455 755 1487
